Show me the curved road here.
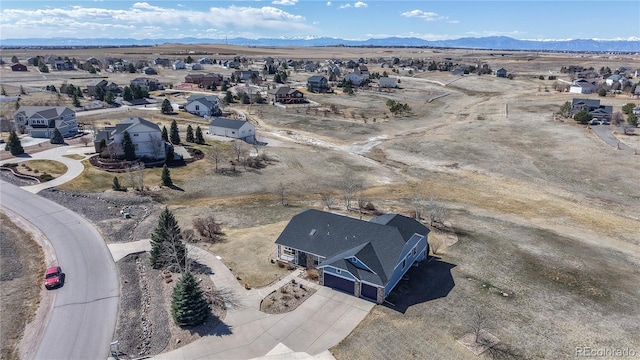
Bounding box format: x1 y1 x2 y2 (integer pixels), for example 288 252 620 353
1 181 119 360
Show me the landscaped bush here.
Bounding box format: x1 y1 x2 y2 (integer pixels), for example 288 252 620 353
192 149 203 155
1 163 18 168
39 173 53 182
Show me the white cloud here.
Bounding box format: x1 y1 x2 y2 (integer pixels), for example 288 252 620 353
326 1 332 6
354 1 367 8
401 9 447 21
338 2 367 9
339 4 351 9
0 4 313 39
272 0 298 5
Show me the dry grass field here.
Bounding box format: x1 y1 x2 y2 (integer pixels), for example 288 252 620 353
1 44 639 359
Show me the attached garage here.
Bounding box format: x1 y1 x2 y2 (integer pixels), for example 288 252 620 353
323 273 354 294
361 283 378 300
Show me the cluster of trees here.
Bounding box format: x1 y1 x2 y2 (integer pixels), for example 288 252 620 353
122 84 149 101
149 208 210 327
622 103 638 127
163 120 205 145
386 99 412 116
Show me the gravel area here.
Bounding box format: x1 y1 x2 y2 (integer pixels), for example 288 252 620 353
38 189 162 243
0 169 38 187
114 252 226 358
260 281 316 314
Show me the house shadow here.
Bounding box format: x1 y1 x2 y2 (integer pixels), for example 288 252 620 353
383 257 456 314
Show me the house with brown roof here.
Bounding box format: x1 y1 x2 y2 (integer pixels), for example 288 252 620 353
11 63 27 72
267 86 306 104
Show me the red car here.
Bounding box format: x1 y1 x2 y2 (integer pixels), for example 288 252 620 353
44 266 63 289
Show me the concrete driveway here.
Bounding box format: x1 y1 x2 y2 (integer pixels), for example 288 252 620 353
108 241 375 360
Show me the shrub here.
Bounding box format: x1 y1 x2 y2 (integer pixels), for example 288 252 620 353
1 163 18 168
39 173 53 182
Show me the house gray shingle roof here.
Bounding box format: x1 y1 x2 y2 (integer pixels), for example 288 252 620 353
14 106 73 119
209 117 248 130
112 117 161 135
275 209 429 286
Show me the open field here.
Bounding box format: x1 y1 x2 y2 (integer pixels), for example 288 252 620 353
1 45 639 359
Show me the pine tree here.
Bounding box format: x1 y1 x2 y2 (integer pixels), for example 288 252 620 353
122 130 136 160
72 94 81 107
170 119 180 144
161 99 173 114
112 176 124 191
5 130 25 156
186 125 194 143
149 207 186 270
123 86 133 101
171 271 210 326
50 128 64 144
162 126 169 142
195 126 205 145
161 165 173 186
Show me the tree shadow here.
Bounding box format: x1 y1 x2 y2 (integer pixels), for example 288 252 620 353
215 287 242 310
168 184 185 191
384 257 456 314
190 260 214 275
185 315 233 337
14 153 32 158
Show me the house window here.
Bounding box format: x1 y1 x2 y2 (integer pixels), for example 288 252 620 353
402 258 406 269
336 269 341 274
195 105 200 111
283 247 294 256
413 246 417 256
133 133 139 137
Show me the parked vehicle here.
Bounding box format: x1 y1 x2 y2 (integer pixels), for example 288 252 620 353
590 119 601 125
44 266 63 289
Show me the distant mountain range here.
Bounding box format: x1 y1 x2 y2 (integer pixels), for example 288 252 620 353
1 36 639 52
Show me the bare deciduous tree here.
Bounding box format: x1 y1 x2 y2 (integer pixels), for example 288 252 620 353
340 170 361 211
230 140 248 162
611 111 624 126
468 306 492 343
321 191 337 210
276 182 287 205
107 142 122 159
209 143 225 172
80 136 90 147
192 214 224 243
427 194 446 227
149 132 165 160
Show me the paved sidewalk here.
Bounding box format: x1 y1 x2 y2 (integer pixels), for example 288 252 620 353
0 143 95 193
107 241 374 360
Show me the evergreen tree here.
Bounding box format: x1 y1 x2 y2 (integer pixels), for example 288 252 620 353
170 119 180 144
1 86 6 96
95 86 105 101
104 91 115 104
123 86 133 101
72 94 81 107
161 99 173 114
50 128 65 144
162 126 169 142
224 91 234 104
186 125 194 143
195 126 205 145
149 207 186 270
5 130 24 156
122 130 136 160
171 271 210 326
112 176 125 191
161 165 173 186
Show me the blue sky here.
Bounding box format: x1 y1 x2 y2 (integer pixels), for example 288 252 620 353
1 1 638 41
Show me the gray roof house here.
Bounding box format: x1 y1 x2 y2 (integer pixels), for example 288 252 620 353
208 117 255 142
275 209 430 303
185 95 222 118
94 117 165 160
307 75 329 93
13 106 78 138
571 98 613 120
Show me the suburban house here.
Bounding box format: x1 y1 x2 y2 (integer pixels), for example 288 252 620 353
185 95 222 118
11 63 27 71
496 68 508 78
86 79 121 97
275 209 430 303
154 58 171 67
173 60 186 70
143 67 158 75
93 117 166 160
45 56 74 71
569 79 597 94
344 72 369 86
189 63 203 71
571 98 613 120
268 86 306 104
379 76 398 88
13 106 78 138
208 117 255 142
234 70 261 82
307 75 329 93
130 78 163 91
198 58 213 64
184 73 224 88
357 65 370 77
605 74 629 87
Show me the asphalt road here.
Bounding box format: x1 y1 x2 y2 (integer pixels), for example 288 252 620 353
590 124 635 152
0 181 119 360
